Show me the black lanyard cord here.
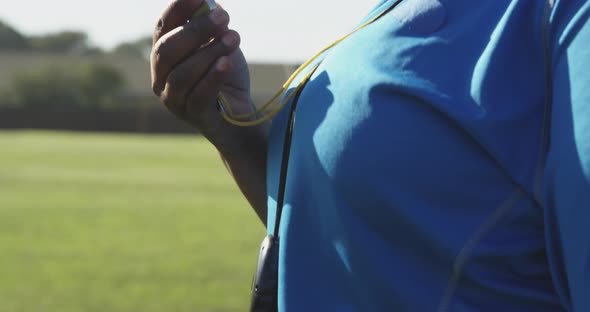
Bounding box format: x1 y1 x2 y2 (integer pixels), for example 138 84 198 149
272 65 319 238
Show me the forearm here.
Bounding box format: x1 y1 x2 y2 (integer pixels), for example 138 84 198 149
219 124 269 227
150 0 266 223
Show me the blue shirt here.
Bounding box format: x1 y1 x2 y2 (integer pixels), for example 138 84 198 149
265 0 590 311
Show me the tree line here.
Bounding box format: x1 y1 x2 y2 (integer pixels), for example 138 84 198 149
0 20 151 56
0 20 153 111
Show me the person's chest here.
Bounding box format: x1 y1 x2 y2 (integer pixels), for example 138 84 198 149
266 1 559 310
281 0 549 200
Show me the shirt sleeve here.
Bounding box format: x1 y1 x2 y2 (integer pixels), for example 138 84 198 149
542 1 590 311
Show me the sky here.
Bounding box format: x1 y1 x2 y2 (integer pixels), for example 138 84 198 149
0 0 379 63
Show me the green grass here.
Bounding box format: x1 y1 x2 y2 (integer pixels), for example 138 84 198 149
0 130 265 312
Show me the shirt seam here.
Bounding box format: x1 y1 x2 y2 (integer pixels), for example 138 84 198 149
436 189 524 312
532 0 555 207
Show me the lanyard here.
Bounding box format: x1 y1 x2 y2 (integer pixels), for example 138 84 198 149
218 0 405 127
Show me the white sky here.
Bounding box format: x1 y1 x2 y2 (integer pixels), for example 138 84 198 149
0 0 379 63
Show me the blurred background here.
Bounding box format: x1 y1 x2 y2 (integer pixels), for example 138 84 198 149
0 0 375 311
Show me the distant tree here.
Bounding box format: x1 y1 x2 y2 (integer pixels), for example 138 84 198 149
2 63 126 110
0 20 30 50
29 31 91 54
81 46 105 56
112 36 152 59
79 63 126 108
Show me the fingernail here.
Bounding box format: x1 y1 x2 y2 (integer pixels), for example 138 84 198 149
210 9 228 26
222 33 237 46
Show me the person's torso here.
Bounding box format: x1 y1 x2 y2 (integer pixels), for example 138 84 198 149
266 0 563 310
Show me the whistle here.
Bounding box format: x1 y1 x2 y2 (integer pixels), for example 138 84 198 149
193 0 217 16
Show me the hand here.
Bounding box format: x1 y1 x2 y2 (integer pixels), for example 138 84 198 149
151 0 255 153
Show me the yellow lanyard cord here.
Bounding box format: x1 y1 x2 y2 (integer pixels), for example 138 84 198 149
219 63 320 127
218 4 396 127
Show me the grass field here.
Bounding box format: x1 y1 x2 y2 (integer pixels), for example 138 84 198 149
0 130 265 312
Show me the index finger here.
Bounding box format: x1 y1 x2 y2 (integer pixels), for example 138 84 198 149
153 0 203 44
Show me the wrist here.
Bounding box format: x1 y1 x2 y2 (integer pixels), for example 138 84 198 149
214 123 269 159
